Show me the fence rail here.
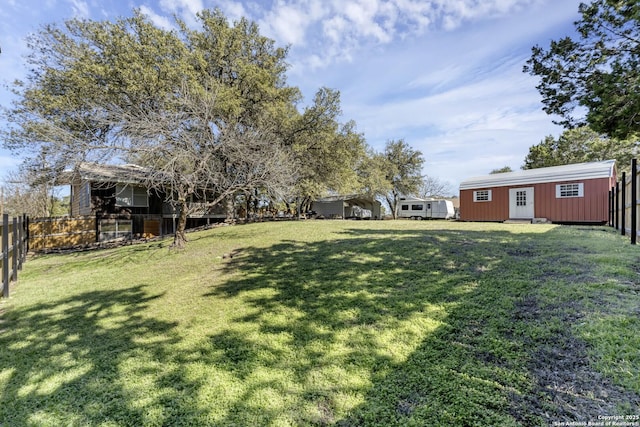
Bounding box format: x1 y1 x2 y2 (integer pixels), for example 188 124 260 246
611 158 640 244
1 214 28 298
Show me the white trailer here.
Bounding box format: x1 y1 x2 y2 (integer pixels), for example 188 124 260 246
398 198 455 220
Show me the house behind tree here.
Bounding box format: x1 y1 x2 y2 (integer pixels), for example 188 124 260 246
63 163 227 237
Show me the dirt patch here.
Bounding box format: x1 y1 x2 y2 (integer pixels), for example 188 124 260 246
508 296 640 423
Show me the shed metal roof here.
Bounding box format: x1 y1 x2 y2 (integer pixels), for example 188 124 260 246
459 160 616 190
315 194 381 206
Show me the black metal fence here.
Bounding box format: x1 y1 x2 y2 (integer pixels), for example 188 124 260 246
1 214 28 298
610 158 639 244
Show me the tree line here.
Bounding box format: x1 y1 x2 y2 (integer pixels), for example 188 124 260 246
6 1 634 244
1 9 447 247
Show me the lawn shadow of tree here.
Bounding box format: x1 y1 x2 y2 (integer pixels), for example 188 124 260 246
2 225 636 426
202 227 547 425
204 225 639 425
0 285 213 426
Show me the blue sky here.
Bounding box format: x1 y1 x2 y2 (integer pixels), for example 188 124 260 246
0 0 583 193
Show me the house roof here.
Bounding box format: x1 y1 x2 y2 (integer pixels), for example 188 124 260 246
60 163 153 185
459 160 616 190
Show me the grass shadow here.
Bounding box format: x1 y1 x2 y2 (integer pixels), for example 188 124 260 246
205 225 639 425
202 227 518 424
2 223 638 426
0 285 214 426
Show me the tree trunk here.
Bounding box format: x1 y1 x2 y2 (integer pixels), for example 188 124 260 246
172 198 188 249
386 195 397 219
225 194 235 223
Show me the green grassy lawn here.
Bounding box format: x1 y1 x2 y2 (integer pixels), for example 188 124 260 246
1 220 638 426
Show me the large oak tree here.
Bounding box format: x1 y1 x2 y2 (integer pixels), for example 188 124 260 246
2 9 361 247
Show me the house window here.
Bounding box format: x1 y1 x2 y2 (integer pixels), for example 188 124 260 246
79 182 91 209
116 184 149 207
473 190 492 202
411 204 424 210
401 204 409 211
516 190 527 206
556 183 584 198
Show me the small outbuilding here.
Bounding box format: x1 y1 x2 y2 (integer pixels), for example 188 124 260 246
459 160 616 223
311 195 382 219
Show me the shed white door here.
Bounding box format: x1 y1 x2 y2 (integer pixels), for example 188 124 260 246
509 187 534 219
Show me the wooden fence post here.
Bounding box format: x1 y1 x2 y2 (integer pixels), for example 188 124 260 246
17 216 25 270
2 214 9 298
632 159 637 244
621 172 626 236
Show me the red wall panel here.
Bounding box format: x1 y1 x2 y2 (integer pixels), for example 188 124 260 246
460 177 611 223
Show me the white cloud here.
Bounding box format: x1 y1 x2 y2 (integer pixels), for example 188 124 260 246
342 0 392 43
159 0 203 15
216 0 248 23
139 5 175 30
157 0 203 26
260 2 311 46
323 15 348 43
258 0 550 77
69 0 90 18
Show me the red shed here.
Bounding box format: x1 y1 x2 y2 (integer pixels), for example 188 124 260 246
459 160 617 223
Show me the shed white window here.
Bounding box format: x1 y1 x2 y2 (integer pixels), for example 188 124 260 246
473 190 492 202
116 184 149 207
556 183 584 198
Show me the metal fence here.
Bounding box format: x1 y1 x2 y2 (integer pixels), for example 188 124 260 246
1 214 28 298
610 158 639 244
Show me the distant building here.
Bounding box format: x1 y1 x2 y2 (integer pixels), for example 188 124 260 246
311 195 382 219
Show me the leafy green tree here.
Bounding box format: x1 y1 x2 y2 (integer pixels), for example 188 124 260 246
381 139 424 219
522 126 638 171
524 0 640 139
2 9 301 247
285 88 368 215
356 148 391 198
